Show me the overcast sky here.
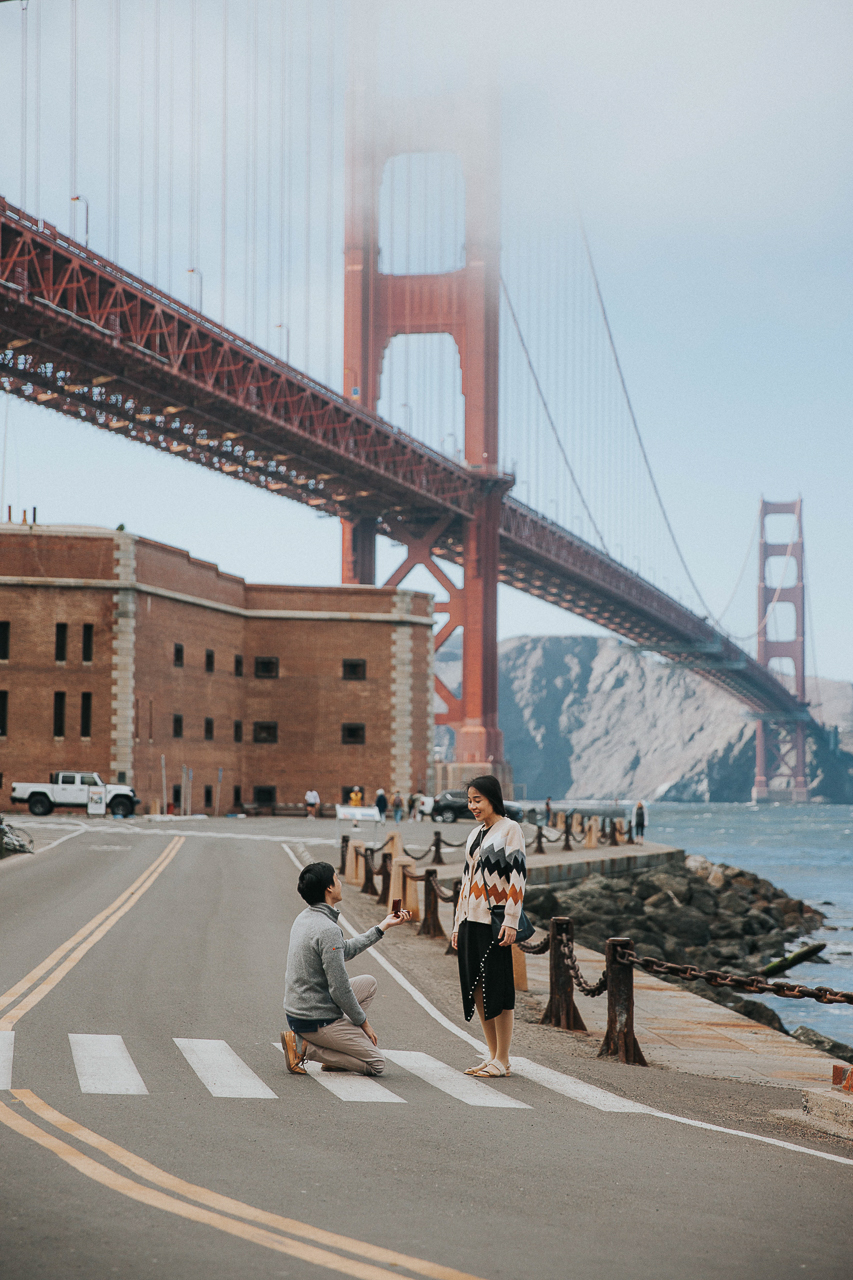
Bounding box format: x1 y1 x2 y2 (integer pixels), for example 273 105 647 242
1 0 851 681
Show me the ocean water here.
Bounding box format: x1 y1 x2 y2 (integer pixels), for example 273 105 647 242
646 802 853 1044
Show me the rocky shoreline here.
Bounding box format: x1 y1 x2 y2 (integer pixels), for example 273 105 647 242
525 854 828 1034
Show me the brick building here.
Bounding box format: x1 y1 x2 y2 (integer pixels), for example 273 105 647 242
0 525 434 812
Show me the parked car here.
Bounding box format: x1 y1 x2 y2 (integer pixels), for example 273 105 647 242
430 789 525 823
11 772 139 818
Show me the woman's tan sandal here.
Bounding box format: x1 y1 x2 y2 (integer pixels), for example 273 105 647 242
464 1060 491 1076
471 1060 509 1078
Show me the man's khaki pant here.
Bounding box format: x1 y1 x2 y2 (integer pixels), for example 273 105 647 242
299 975 384 1075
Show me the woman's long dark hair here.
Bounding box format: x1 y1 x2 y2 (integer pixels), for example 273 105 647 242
466 774 506 817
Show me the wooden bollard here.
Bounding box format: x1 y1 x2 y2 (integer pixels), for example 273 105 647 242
388 855 420 921
431 831 445 865
339 835 350 875
361 848 378 896
345 839 364 885
540 917 587 1031
608 819 619 847
535 825 545 853
377 852 393 906
583 816 599 849
512 945 528 991
418 869 446 939
626 820 635 845
562 818 572 850
445 878 462 955
598 937 647 1065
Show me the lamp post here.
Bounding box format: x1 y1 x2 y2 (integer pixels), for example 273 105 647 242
187 267 203 313
71 195 89 248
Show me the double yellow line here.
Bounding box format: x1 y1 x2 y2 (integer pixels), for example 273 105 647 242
0 1091 485 1280
0 837 184 1030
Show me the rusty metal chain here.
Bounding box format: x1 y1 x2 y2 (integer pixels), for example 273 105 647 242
516 936 550 955
561 936 608 997
615 947 853 1006
435 833 469 848
433 881 456 903
402 843 434 860
402 866 426 883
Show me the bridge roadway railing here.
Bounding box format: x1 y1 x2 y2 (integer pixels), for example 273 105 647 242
0 195 811 724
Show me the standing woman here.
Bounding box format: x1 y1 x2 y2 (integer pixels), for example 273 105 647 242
451 774 526 1078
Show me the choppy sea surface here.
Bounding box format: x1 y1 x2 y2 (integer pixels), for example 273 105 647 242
647 802 853 1043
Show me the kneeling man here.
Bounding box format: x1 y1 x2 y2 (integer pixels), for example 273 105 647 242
282 861 409 1075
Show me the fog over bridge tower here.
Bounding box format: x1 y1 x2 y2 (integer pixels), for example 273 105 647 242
752 499 808 802
341 53 509 788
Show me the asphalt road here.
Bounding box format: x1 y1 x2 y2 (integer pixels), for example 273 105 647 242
1 817 850 1280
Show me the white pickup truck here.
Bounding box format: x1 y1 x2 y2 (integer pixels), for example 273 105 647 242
11 773 138 818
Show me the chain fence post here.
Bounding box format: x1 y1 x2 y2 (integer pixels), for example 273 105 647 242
431 830 445 865
562 819 572 851
418 868 446 939
535 825 544 853
626 820 634 845
339 834 350 875
361 848 378 896
540 917 587 1032
377 851 393 906
608 819 619 847
445 878 462 954
598 937 647 1065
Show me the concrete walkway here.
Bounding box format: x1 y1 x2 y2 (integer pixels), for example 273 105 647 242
525 945 844 1091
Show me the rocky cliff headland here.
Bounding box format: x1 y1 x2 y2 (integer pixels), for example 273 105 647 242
435 633 853 803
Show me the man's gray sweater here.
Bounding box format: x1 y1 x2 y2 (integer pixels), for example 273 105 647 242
284 903 383 1026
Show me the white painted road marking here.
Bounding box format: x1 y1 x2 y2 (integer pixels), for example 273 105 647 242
302 1058 406 1102
68 1034 149 1095
0 1030 14 1089
511 1057 653 1113
174 1039 277 1099
384 1050 530 1108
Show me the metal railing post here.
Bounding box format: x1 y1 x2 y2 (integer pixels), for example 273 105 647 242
418 868 446 939
431 830 445 864
445 878 462 954
339 834 350 875
377 852 393 906
361 848 378 896
597 937 647 1065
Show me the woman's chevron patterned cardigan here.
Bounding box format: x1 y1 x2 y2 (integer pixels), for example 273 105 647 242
453 816 527 932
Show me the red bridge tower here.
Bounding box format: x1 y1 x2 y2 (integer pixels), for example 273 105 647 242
342 73 510 790
752 499 808 802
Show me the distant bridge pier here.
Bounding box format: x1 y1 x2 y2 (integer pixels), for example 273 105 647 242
752 499 808 802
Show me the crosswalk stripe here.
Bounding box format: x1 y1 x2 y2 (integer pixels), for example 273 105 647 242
510 1056 652 1113
0 1030 13 1090
174 1039 277 1099
384 1051 530 1108
68 1035 148 1095
302 1059 407 1102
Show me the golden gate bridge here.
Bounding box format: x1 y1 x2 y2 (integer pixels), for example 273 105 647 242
0 0 815 799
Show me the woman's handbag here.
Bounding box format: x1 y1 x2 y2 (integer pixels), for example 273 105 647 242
471 826 535 945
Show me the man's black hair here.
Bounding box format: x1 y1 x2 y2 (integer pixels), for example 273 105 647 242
466 774 506 817
298 861 336 905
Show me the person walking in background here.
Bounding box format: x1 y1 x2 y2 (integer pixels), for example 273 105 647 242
545 797 553 827
304 788 320 819
451 774 527 1079
375 788 388 825
392 792 404 824
634 800 646 844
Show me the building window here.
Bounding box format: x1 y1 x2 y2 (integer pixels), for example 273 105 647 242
254 785 276 806
253 721 278 744
148 699 154 742
173 784 182 808
205 649 215 673
233 719 243 743
343 659 366 681
204 717 214 740
0 773 3 789
0 690 7 736
254 656 278 679
174 643 184 668
55 623 68 663
81 692 92 738
204 785 213 808
234 654 243 677
341 723 366 745
117 771 126 784
233 785 242 807
173 714 183 739
54 691 66 738
82 623 94 663
0 621 8 661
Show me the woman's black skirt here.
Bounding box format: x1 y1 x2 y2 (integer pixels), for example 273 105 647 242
457 919 515 1022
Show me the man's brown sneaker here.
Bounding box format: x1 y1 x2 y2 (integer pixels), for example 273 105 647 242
281 1029 307 1074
